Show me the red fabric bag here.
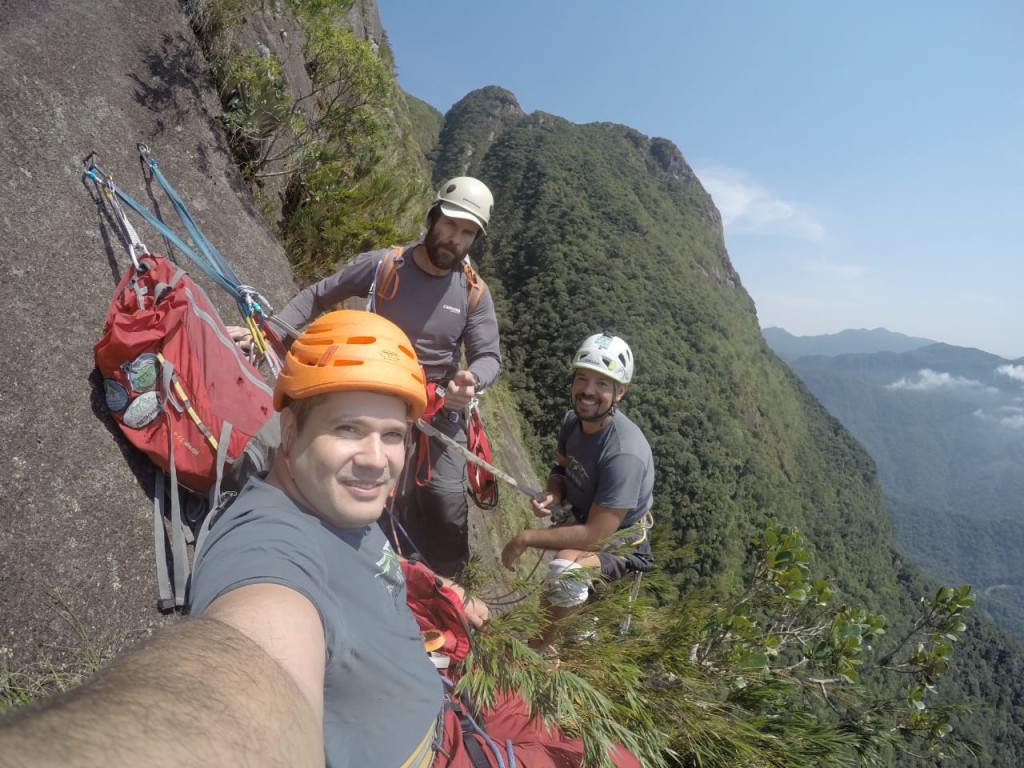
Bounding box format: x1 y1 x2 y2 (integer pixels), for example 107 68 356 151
401 557 473 664
94 254 274 492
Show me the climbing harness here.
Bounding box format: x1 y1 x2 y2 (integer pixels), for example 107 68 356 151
367 246 486 316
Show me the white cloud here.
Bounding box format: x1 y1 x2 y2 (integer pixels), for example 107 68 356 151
695 165 825 242
974 407 1024 430
887 368 985 391
996 364 1024 383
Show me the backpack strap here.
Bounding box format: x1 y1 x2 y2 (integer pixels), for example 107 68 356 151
366 246 404 312
441 681 514 768
368 246 486 316
460 258 486 316
160 361 190 609
156 360 238 610
152 469 175 611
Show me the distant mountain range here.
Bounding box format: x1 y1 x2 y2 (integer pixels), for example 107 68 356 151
762 327 937 361
764 328 1024 640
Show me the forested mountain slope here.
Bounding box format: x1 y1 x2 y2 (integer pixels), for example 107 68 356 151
427 87 1024 764
788 344 1024 640
445 90 894 602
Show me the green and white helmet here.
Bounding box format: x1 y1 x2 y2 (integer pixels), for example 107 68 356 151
571 331 634 385
431 176 494 233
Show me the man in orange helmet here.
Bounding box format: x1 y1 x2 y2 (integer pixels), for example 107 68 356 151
0 311 639 768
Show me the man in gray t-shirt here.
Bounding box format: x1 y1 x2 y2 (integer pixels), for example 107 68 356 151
502 331 654 657
0 313 643 768
236 177 502 577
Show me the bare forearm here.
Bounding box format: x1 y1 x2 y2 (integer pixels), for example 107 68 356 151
517 523 602 553
0 617 322 768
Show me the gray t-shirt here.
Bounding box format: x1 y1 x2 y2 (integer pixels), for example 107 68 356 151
189 475 442 768
274 244 502 387
557 409 655 529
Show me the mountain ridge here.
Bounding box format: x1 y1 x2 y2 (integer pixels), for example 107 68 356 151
764 325 938 360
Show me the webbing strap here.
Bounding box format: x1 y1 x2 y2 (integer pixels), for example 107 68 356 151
461 259 485 316
454 696 512 768
162 361 189 608
458 713 494 768
100 180 147 270
155 352 219 452
212 420 232 503
366 246 403 313
152 470 174 610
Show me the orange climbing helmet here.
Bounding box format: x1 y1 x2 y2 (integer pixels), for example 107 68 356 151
274 310 427 418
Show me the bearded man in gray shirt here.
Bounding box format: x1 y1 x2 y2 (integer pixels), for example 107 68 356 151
502 331 654 658
236 177 501 577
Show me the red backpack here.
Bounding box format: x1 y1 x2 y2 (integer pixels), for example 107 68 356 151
94 253 275 609
401 557 473 665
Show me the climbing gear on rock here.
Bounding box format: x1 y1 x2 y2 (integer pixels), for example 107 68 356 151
86 147 284 610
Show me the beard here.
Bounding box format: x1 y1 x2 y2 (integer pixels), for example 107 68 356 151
571 392 614 423
423 226 464 271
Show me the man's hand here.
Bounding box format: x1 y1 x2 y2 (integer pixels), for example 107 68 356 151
501 533 529 571
444 370 477 411
461 594 490 629
226 324 254 353
531 491 557 518
444 580 490 629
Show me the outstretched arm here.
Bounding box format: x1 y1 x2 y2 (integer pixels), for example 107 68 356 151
502 503 627 570
0 586 325 768
273 251 380 343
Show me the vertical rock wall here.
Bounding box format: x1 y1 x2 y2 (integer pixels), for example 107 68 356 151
0 0 297 668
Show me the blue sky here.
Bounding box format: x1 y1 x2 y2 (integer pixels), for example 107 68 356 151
379 1 1024 358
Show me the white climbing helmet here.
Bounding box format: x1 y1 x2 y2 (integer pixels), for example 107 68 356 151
432 176 494 233
571 331 634 385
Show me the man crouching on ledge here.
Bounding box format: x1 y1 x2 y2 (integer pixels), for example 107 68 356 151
0 310 640 768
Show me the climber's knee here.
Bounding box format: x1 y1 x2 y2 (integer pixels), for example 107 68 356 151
544 558 591 608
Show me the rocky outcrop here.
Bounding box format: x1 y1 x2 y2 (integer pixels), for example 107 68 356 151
433 87 526 183
0 0 297 669
345 0 385 48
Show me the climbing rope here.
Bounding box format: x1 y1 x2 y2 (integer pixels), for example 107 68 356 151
83 146 286 378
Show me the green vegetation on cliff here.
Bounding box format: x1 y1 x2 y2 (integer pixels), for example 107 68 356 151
186 0 429 281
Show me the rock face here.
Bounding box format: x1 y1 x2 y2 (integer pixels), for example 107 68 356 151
433 87 526 183
0 0 298 669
